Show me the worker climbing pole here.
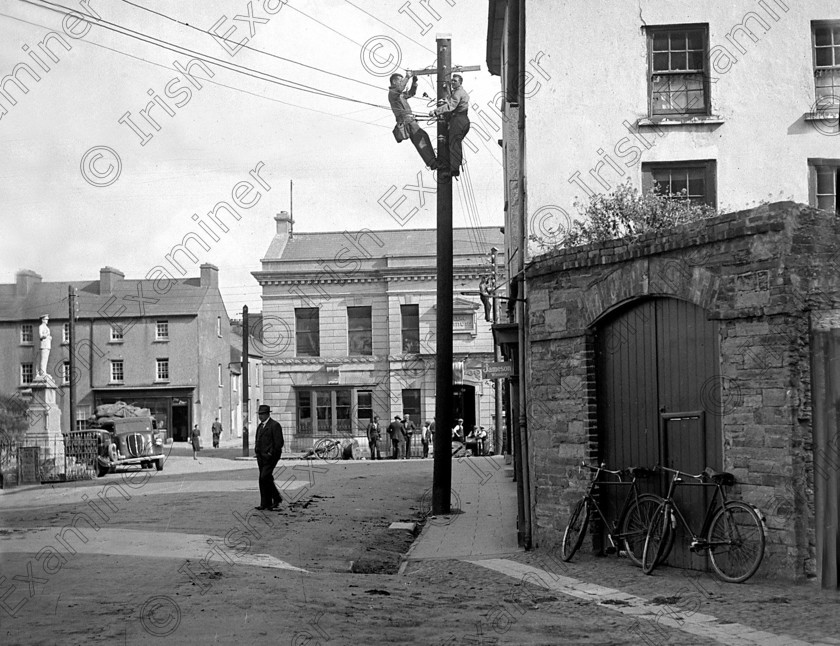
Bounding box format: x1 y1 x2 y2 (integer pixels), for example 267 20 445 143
387 47 479 177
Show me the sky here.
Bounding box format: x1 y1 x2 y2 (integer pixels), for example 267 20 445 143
0 0 504 316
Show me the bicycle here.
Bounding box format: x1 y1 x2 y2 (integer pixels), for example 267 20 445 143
561 462 664 567
642 466 766 583
310 438 342 461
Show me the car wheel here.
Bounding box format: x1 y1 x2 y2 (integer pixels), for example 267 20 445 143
96 463 110 477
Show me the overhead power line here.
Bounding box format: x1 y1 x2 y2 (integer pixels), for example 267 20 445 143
19 0 393 112
0 9 388 129
116 0 385 92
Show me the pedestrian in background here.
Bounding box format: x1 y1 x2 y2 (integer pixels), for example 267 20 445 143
403 413 416 459
211 417 223 448
254 404 284 510
388 415 405 460
421 421 431 458
367 415 382 460
190 424 201 460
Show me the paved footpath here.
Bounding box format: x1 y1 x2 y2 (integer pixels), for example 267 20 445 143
407 455 840 646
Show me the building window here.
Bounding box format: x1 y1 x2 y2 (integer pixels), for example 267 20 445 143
348 306 372 356
156 359 170 382
401 389 421 423
295 308 320 357
255 363 260 386
20 324 33 345
110 325 124 342
110 360 124 383
75 405 91 430
217 316 222 337
810 159 840 213
218 364 223 387
358 390 373 422
296 388 356 435
814 22 840 105
63 322 70 344
401 304 420 353
647 25 709 116
21 363 33 385
642 160 717 207
155 320 169 340
62 361 71 385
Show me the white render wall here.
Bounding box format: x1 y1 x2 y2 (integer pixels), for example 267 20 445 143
525 0 839 240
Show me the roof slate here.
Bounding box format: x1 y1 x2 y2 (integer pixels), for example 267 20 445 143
270 226 503 262
0 276 213 322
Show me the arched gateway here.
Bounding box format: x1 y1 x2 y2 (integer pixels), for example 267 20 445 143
595 296 722 570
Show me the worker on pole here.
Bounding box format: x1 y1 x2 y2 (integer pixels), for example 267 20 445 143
389 71 438 169
430 73 470 177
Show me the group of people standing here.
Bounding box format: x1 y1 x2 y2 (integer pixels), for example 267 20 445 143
367 414 433 460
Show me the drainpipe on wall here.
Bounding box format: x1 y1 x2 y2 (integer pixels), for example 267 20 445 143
516 0 532 550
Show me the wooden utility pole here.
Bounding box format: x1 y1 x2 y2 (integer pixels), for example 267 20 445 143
68 285 76 432
432 34 454 515
242 305 250 457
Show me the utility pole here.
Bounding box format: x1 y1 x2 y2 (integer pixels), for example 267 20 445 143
432 34 454 516
428 36 482 516
68 285 76 432
242 305 249 458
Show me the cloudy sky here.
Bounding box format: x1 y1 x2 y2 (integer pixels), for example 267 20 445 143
0 0 504 315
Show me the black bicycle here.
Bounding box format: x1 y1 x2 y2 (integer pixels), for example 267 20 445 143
642 466 766 583
561 462 664 567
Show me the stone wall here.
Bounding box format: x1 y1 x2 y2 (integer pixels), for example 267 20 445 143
525 202 840 581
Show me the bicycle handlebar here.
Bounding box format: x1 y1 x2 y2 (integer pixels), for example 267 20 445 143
579 462 653 479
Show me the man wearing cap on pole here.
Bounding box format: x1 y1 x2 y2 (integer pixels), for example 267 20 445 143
254 404 284 510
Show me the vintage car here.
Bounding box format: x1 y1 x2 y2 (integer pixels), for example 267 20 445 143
90 416 165 477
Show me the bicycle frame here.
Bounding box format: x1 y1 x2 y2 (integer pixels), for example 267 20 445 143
582 465 650 547
659 467 729 551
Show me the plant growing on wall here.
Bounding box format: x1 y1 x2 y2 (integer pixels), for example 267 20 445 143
531 180 718 253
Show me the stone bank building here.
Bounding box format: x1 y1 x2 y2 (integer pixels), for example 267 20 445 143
253 213 504 454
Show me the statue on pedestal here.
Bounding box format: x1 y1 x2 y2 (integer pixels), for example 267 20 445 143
37 315 51 379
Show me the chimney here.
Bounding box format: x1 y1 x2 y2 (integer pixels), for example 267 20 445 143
99 267 124 294
200 263 219 288
15 269 41 296
276 211 294 239
15 270 42 296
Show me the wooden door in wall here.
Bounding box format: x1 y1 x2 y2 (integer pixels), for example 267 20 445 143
596 297 721 570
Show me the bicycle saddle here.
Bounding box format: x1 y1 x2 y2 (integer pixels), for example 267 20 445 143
704 468 736 486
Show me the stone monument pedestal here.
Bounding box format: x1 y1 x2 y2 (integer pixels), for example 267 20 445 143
24 375 65 479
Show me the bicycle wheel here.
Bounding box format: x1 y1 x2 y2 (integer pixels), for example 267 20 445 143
313 439 340 461
707 501 766 583
560 498 590 562
619 494 663 567
642 501 673 575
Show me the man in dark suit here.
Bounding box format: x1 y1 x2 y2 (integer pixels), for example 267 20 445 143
387 415 406 460
254 404 284 510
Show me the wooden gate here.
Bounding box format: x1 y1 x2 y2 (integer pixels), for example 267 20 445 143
811 329 840 589
596 297 721 570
